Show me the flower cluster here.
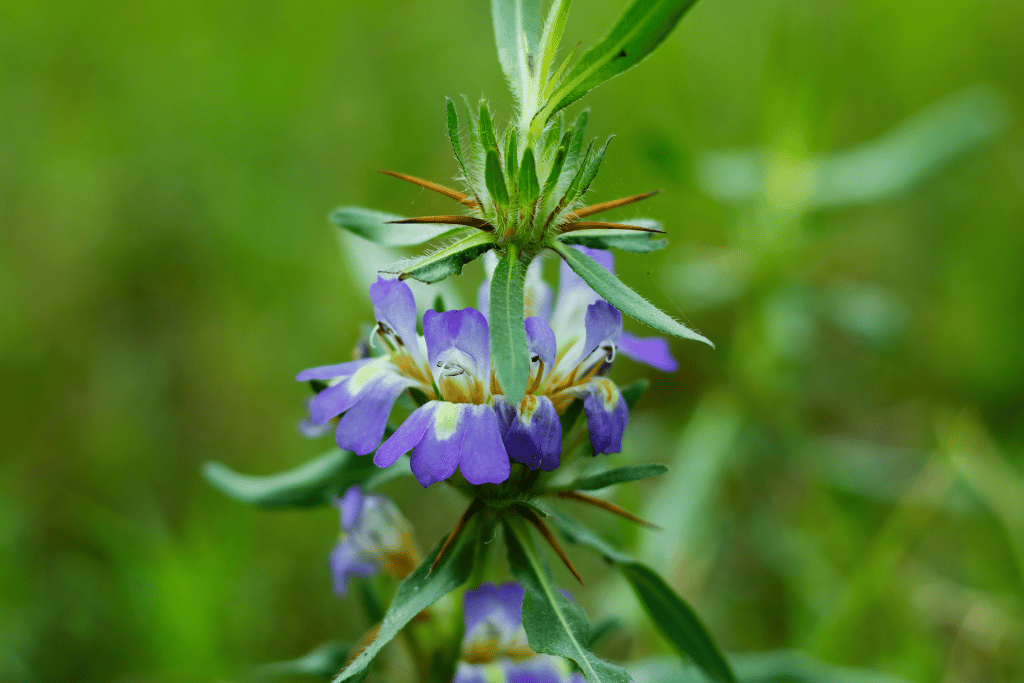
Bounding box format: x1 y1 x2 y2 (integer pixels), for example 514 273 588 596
454 582 584 683
328 485 420 596
297 246 677 488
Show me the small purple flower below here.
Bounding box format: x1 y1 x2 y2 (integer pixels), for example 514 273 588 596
453 581 584 683
328 486 420 596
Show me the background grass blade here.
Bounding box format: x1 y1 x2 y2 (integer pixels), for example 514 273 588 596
330 206 467 246
621 562 737 683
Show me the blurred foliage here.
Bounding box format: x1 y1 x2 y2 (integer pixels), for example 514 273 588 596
1 0 1022 681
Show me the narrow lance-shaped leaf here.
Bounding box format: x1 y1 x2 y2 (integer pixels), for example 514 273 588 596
255 641 351 679
504 519 631 683
557 224 667 253
621 562 738 683
491 0 543 99
479 101 499 152
202 449 353 508
542 0 701 118
330 207 465 247
578 135 613 195
519 147 540 204
486 149 510 209
505 128 520 188
538 0 573 86
542 142 569 197
383 230 497 284
620 377 650 409
540 509 738 683
334 532 476 682
446 98 468 177
554 463 668 492
539 111 565 156
490 246 530 405
549 240 712 346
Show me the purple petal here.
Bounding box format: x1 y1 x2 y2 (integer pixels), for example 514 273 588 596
463 581 525 639
502 658 564 683
399 402 466 487
307 381 361 425
296 358 373 382
525 317 557 370
618 333 679 372
424 308 491 382
577 300 622 366
334 377 410 455
495 395 562 471
551 247 614 344
337 486 364 532
455 405 511 485
369 276 422 362
580 378 629 455
453 663 488 683
374 402 435 468
329 541 377 597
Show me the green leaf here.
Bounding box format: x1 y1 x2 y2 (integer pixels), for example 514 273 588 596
588 617 622 650
446 98 468 177
556 463 668 492
330 206 464 247
542 0 700 118
254 640 351 679
539 111 565 156
557 226 667 253
620 378 650 409
334 532 476 682
579 136 613 195
491 0 543 99
558 397 585 434
486 149 510 208
564 110 590 173
202 449 354 508
621 562 737 683
489 246 530 404
542 143 568 196
538 0 573 86
505 128 520 188
479 101 499 152
549 240 712 346
505 520 632 683
383 231 497 284
519 147 540 203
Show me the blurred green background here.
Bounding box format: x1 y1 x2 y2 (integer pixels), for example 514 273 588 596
2 0 1022 681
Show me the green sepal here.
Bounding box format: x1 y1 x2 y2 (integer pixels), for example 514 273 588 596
486 149 510 209
446 98 468 177
579 135 613 195
557 225 667 253
621 562 738 683
254 641 351 679
549 240 712 346
506 128 520 188
539 111 565 156
202 449 354 508
383 230 497 284
330 206 463 246
433 294 447 312
504 519 632 683
333 531 477 682
479 101 499 152
489 246 530 404
542 140 569 196
542 0 701 118
519 147 541 204
564 110 590 175
620 378 650 409
553 463 667 492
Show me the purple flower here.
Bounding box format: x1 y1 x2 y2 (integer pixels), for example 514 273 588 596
328 486 419 596
373 308 511 487
455 581 584 683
